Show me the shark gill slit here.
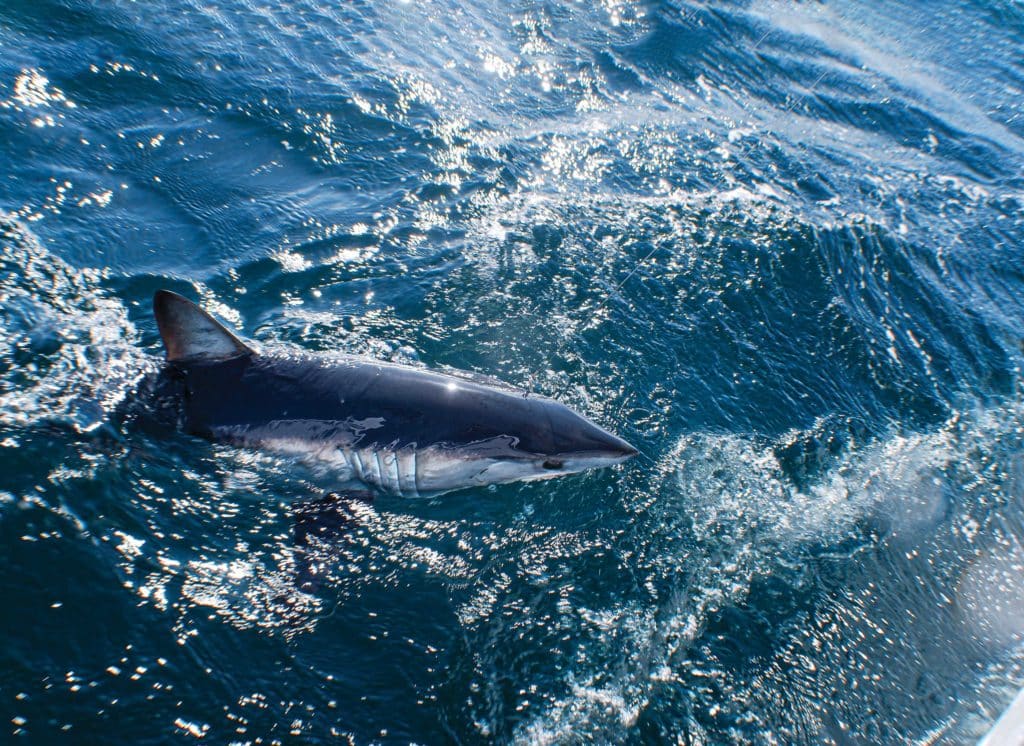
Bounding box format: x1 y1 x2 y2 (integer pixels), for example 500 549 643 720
410 449 420 497
386 451 401 496
398 449 419 498
372 449 386 490
380 449 397 496
350 449 366 482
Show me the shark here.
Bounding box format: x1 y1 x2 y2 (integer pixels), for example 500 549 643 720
147 290 637 498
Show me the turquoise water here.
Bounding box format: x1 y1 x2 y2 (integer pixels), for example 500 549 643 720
2 0 1024 742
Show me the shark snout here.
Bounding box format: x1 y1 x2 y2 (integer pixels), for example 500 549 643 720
564 430 638 463
602 431 639 459
542 400 638 463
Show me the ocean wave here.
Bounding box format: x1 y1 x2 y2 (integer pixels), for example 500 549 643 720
509 400 1024 743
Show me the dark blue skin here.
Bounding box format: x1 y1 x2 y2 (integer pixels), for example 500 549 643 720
172 352 632 461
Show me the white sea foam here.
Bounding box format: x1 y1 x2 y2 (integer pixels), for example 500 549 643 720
0 217 144 431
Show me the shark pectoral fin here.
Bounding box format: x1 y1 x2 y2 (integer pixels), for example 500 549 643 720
153 290 253 362
292 490 376 593
293 490 376 546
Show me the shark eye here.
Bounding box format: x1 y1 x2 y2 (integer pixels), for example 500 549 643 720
542 459 563 470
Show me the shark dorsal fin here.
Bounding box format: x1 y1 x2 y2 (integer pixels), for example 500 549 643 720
153 290 252 362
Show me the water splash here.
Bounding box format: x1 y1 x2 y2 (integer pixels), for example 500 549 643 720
507 401 1024 742
0 217 143 432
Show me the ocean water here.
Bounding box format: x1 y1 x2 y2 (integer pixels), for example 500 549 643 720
2 0 1024 742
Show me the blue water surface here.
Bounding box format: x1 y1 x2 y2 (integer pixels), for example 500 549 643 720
2 0 1024 743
